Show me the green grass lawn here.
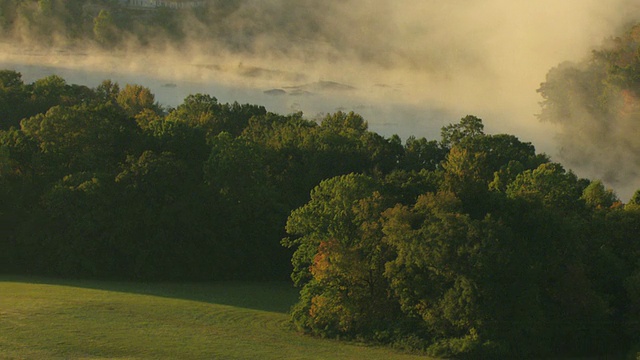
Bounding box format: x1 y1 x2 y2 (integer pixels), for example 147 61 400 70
0 277 431 359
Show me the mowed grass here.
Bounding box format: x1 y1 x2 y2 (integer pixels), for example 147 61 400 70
0 277 431 359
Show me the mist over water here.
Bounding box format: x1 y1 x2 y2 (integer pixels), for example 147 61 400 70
3 0 640 197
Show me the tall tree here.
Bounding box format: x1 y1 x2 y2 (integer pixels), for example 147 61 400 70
440 115 484 149
0 70 28 129
581 180 619 209
20 102 134 176
93 9 118 47
283 173 398 337
116 84 160 118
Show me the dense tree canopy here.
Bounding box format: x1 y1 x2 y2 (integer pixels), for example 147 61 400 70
2 69 640 358
283 114 640 357
0 70 403 281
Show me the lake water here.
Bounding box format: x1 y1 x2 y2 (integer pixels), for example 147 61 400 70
0 54 452 143
9 50 636 199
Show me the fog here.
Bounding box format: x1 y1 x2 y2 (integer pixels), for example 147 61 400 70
2 0 640 198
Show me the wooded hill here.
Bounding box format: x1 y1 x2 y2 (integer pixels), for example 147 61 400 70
2 68 640 358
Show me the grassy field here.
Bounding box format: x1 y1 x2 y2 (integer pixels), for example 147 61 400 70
0 277 431 359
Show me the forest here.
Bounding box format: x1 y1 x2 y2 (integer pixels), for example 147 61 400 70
0 0 343 53
3 2 640 357
0 0 213 48
1 66 640 358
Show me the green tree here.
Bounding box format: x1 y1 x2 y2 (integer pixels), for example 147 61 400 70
20 102 134 175
38 172 115 276
627 189 640 208
440 115 484 149
382 192 489 356
283 173 399 337
438 117 547 217
442 146 487 194
506 162 583 211
0 127 41 273
93 9 118 47
38 0 52 16
28 74 69 114
113 150 212 279
400 136 445 172
204 132 289 279
167 94 266 138
241 110 400 210
151 6 185 41
503 162 618 356
96 79 120 104
143 117 208 166
0 69 23 88
581 180 619 209
319 111 367 136
283 173 379 286
116 84 160 117
0 70 28 129
583 205 640 354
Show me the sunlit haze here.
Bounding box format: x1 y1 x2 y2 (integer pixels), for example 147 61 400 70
2 0 640 197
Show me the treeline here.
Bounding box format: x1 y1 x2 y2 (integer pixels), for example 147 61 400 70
1 0 92 45
0 0 305 51
0 0 220 48
284 120 640 358
0 69 405 280
2 70 640 358
0 0 381 62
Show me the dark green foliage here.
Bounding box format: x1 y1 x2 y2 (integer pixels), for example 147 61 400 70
629 189 640 206
581 180 619 208
0 71 98 130
283 174 401 338
167 94 266 139
0 72 400 282
399 136 445 172
440 114 484 149
3 71 640 358
0 70 29 129
112 150 212 279
20 103 135 176
116 84 161 117
93 9 118 47
284 114 640 358
9 0 89 43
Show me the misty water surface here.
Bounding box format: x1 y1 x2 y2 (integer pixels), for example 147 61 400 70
3 0 640 198
0 57 453 143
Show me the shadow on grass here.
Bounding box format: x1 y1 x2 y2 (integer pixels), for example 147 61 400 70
0 276 299 314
